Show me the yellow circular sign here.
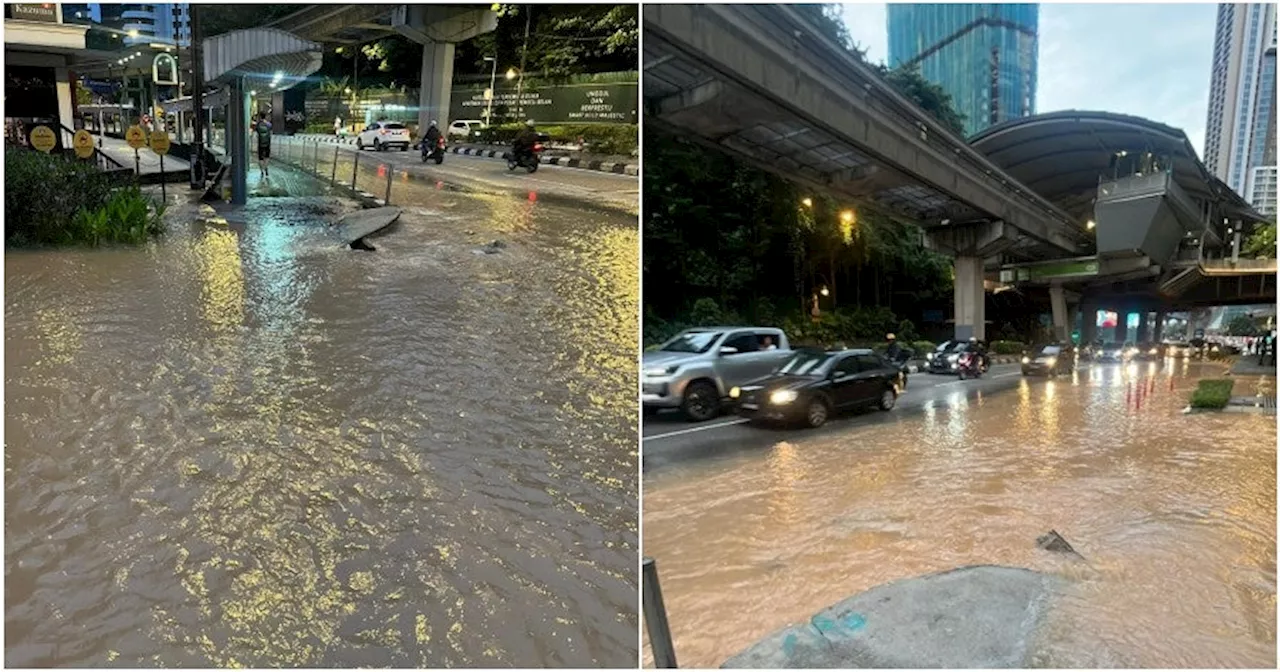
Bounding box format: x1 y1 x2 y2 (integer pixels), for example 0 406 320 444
125 125 147 149
149 130 171 155
72 129 95 159
29 125 56 153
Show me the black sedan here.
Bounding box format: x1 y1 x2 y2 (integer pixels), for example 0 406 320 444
731 348 901 428
1021 343 1075 376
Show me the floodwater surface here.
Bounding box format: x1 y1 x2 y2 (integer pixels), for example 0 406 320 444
642 363 1276 668
6 186 638 667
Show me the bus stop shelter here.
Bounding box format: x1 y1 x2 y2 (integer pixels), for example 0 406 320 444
203 28 322 205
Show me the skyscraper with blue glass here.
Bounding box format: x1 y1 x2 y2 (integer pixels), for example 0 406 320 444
886 4 1039 137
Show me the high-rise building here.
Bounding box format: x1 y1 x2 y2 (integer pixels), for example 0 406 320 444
1203 3 1277 207
96 3 190 47
886 3 1039 137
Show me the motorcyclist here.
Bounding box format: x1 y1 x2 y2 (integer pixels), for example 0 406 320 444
884 333 902 362
513 119 538 162
421 120 441 155
968 337 990 371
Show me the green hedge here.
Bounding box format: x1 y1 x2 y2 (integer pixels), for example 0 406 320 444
911 341 937 356
990 340 1028 355
473 122 637 156
1190 379 1235 409
4 148 164 247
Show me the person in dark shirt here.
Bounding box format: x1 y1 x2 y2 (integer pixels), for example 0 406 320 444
513 119 538 161
421 120 441 156
253 113 272 177
884 333 902 362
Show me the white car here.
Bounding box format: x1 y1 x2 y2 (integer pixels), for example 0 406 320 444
356 121 411 151
447 119 485 139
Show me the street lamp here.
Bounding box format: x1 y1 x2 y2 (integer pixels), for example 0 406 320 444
840 210 855 224
484 56 498 126
1086 219 1096 230
506 68 517 80
801 197 813 208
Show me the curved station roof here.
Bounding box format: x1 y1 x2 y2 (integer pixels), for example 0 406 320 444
969 110 1263 225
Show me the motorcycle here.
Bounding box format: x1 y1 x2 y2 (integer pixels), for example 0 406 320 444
956 351 984 380
421 134 445 164
507 139 544 173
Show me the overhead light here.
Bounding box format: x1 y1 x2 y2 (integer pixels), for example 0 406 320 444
941 218 951 225
1086 219 1096 230
801 197 812 207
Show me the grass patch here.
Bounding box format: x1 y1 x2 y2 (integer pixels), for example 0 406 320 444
1190 379 1235 409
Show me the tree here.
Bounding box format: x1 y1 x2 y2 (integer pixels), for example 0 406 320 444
1228 315 1262 337
199 4 300 38
458 4 638 79
1243 221 1277 259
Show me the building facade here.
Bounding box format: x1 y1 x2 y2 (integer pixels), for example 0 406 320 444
73 3 190 46
1203 2 1277 208
886 3 1039 137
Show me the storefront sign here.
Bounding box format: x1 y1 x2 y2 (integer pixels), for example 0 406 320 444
150 130 170 155
153 54 178 86
125 125 147 149
9 4 57 23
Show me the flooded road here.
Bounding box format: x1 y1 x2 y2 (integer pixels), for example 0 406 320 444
6 183 638 667
642 362 1276 668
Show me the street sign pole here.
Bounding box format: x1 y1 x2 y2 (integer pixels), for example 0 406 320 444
189 3 204 190
160 155 166 201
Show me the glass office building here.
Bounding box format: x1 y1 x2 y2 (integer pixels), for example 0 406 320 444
887 4 1039 137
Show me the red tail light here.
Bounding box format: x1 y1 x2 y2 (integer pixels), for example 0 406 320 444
379 129 387 135
437 136 445 148
532 143 544 152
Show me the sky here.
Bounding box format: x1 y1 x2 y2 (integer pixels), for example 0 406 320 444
838 2 1219 156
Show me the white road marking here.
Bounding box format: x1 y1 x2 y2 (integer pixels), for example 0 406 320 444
642 418 751 442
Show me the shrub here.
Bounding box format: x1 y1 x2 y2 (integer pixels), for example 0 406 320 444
990 340 1028 355
6 148 119 246
66 185 166 246
911 340 936 356
473 122 637 156
1190 379 1235 409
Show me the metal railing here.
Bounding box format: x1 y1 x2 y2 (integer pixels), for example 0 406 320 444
269 134 405 207
643 557 678 668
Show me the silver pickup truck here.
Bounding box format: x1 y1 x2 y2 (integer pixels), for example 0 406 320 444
642 326 793 421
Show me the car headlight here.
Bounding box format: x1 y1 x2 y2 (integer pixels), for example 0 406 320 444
947 354 959 362
1045 357 1057 367
770 390 798 405
926 352 934 361
729 386 741 399
1021 356 1030 364
643 365 676 377
1148 348 1158 355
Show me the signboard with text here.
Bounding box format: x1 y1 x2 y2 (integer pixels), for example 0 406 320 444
9 4 57 23
450 82 637 125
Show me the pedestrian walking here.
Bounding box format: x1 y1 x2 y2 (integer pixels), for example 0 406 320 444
254 113 272 178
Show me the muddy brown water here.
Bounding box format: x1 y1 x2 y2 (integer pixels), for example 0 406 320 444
642 362 1276 668
6 190 638 667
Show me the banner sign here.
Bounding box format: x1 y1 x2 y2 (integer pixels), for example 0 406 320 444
450 82 638 124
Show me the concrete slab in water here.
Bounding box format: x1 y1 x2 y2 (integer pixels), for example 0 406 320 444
336 207 402 245
722 565 1064 669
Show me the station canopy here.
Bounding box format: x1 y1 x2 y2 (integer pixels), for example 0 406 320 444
969 110 1264 224
202 27 322 92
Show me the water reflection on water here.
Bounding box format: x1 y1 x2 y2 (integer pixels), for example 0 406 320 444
642 365 1275 668
6 193 638 668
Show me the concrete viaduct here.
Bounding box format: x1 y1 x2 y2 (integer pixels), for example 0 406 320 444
643 4 1271 343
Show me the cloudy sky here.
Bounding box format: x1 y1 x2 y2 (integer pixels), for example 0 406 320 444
838 2 1218 155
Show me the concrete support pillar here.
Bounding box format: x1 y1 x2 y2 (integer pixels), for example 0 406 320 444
1114 310 1129 343
1138 311 1150 343
1067 304 1079 344
229 75 248 206
954 256 986 341
55 67 74 133
1049 284 1069 342
1154 311 1166 342
1081 302 1097 344
417 42 455 134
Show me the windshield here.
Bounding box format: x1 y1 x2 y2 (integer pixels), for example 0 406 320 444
1036 345 1062 356
660 331 722 354
947 342 970 353
776 351 836 375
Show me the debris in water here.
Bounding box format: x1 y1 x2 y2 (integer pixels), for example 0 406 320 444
350 238 377 252
478 239 506 255
1036 529 1083 558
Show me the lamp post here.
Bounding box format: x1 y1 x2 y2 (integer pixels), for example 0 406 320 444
190 2 204 189
515 4 531 121
483 56 497 126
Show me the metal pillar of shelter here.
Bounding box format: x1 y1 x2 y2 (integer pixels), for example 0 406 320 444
202 28 322 205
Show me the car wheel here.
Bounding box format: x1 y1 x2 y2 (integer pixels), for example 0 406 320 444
878 388 896 411
681 381 719 422
804 397 830 428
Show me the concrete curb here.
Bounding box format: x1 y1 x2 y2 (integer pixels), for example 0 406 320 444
285 134 639 177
